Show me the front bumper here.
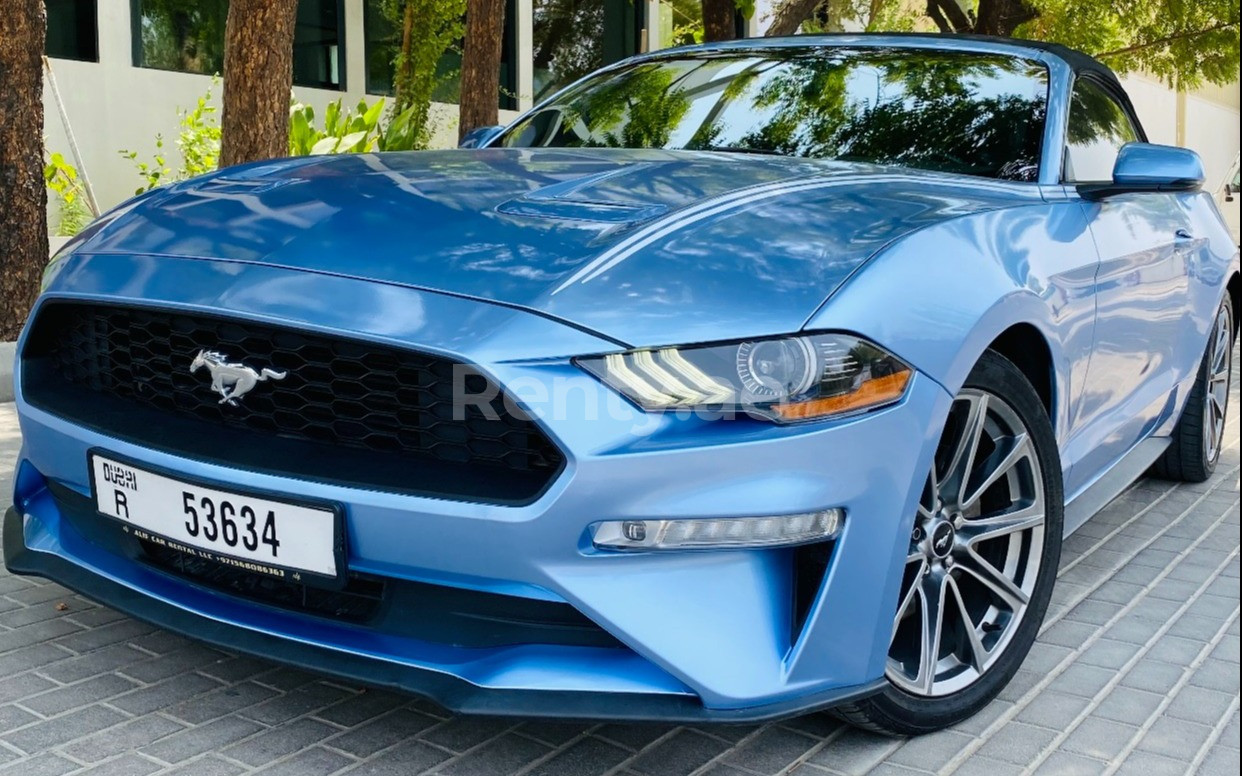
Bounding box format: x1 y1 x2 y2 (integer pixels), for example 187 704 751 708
8 253 954 720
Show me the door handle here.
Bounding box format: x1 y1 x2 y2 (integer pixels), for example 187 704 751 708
1175 228 1194 240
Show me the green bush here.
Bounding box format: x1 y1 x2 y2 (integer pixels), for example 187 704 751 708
44 152 92 238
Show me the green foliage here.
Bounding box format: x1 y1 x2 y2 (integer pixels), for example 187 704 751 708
178 83 222 177
289 97 424 156
119 79 222 194
845 0 1240 87
43 152 92 237
1018 0 1240 88
379 0 466 149
118 135 173 196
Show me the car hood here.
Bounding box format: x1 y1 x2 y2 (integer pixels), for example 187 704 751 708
78 148 1032 348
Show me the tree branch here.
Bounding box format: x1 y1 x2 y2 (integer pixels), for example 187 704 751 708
766 0 825 37
926 0 952 33
927 0 973 34
1096 22 1240 59
940 0 974 32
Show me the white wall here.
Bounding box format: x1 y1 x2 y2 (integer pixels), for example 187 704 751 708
1122 74 1241 192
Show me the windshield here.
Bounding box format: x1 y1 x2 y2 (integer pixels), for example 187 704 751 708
497 48 1050 182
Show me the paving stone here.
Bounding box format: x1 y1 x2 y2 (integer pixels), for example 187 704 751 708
1136 715 1214 760
1048 663 1118 699
1016 691 1092 730
1189 658 1241 692
438 732 552 776
2 704 129 753
629 729 732 776
1093 686 1168 726
1164 685 1236 726
804 727 900 775
1115 749 1190 775
313 688 406 728
343 740 451 776
60 714 187 763
110 671 224 715
522 735 630 776
326 708 439 758
0 672 56 704
0 752 80 776
517 720 594 746
719 726 818 772
21 672 140 716
223 717 340 767
158 755 247 776
943 755 1025 776
1078 639 1142 670
236 681 351 726
165 680 281 725
418 716 515 753
75 753 162 775
595 724 670 752
1120 659 1187 695
1061 717 1138 761
1197 745 1242 776
884 729 974 771
139 715 265 764
974 722 1058 765
36 643 149 684
249 746 354 776
1038 751 1110 776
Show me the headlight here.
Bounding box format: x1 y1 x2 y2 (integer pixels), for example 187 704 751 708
576 333 912 423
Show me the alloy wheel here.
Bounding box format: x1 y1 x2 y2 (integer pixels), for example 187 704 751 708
886 390 1046 697
1205 304 1234 465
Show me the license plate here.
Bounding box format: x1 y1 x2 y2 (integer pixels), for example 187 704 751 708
89 452 342 582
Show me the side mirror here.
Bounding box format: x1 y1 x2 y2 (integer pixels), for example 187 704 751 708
459 125 504 149
1080 143 1205 200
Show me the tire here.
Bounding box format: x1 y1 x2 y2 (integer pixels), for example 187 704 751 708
834 350 1064 736
1151 299 1235 483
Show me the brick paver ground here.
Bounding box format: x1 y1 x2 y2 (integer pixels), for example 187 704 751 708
0 352 1237 776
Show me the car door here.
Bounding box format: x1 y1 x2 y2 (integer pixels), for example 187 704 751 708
1063 76 1195 496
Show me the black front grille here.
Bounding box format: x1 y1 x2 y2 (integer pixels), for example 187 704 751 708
23 302 564 503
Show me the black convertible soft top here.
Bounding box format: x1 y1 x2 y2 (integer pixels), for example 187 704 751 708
684 32 1124 89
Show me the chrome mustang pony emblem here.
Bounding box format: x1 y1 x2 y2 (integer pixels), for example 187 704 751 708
190 350 287 406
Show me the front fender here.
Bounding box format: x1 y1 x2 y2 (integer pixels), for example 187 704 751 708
803 200 1100 453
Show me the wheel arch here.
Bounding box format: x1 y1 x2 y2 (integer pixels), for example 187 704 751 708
986 323 1056 421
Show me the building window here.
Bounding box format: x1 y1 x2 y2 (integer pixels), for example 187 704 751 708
364 0 517 110
532 0 644 102
46 0 99 62
131 0 229 74
294 0 344 90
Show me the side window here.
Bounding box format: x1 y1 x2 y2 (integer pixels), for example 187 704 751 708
1063 79 1139 183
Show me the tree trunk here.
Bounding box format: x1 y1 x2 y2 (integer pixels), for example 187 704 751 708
394 1 416 112
766 0 820 37
459 0 506 140
702 0 737 42
0 0 48 341
219 0 299 168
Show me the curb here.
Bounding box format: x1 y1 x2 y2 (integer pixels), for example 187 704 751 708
1 341 14 403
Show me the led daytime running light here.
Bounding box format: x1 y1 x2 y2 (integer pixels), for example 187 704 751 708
592 510 844 551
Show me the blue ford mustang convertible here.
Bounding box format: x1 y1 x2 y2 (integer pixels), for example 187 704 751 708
7 35 1239 733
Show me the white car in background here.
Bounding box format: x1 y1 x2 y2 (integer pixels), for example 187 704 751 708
1219 157 1240 245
